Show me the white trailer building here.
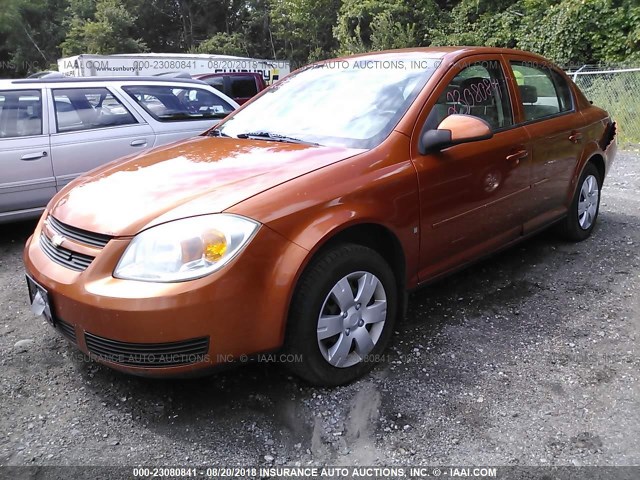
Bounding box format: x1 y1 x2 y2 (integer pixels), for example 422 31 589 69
57 53 290 85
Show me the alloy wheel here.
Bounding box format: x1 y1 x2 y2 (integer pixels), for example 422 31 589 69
578 174 599 230
316 271 387 368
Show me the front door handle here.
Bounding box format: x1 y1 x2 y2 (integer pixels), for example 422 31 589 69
506 149 528 165
569 132 583 143
21 151 48 161
130 139 148 147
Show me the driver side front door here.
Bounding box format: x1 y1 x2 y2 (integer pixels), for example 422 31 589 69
411 56 532 280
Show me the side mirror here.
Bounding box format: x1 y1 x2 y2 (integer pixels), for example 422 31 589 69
419 114 493 155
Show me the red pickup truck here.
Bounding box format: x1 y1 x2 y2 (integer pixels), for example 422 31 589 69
194 72 266 105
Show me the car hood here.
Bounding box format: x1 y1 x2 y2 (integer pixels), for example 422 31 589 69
50 136 364 237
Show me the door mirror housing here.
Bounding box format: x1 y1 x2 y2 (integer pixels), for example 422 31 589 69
419 114 493 155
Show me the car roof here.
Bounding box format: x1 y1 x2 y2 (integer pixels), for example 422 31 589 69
327 46 553 64
194 72 261 78
5 76 209 86
0 75 240 108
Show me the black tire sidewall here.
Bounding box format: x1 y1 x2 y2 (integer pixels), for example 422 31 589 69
285 244 397 386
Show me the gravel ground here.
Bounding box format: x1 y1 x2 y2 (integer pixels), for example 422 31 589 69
0 151 638 469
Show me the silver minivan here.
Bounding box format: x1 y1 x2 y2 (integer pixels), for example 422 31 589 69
0 77 238 223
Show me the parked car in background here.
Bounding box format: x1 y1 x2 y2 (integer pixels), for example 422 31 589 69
0 77 237 223
23 47 616 386
194 72 266 104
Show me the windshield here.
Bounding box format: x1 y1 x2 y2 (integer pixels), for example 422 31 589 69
218 54 441 149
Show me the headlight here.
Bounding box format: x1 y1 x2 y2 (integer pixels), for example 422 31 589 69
114 214 260 282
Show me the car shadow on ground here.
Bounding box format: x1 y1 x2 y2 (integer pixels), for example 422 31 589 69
0 219 38 248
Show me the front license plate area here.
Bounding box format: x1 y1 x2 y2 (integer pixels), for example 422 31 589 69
26 275 54 326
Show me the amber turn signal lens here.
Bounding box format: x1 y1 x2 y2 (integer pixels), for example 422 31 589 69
203 230 227 262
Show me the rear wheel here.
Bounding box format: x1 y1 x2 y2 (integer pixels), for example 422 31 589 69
556 162 602 241
284 244 397 386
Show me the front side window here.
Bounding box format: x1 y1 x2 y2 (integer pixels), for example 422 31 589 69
427 60 513 131
510 62 573 121
53 88 137 133
218 54 441 149
0 89 43 138
123 85 234 122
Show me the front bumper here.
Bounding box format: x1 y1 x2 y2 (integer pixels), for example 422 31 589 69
23 216 308 377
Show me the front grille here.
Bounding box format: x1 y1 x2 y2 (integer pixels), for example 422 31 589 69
40 234 94 272
57 319 77 343
84 332 209 368
47 216 112 248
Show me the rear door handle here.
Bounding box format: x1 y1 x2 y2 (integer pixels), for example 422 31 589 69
130 139 148 147
569 132 583 143
21 151 48 161
506 150 528 165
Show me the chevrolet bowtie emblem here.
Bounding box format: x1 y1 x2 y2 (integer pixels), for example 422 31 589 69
51 234 65 248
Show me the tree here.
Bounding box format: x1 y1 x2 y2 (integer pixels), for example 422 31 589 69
0 0 67 76
333 0 440 54
270 0 341 65
192 32 249 56
60 0 147 56
518 0 640 66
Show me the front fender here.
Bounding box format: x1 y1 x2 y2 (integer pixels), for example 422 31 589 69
227 133 421 290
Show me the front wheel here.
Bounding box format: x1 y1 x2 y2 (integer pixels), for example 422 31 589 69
284 244 398 386
556 162 603 242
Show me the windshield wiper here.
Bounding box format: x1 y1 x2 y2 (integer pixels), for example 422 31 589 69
236 131 319 146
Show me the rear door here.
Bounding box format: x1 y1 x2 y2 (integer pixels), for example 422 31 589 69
120 84 236 145
505 56 586 232
0 88 56 218
48 86 155 189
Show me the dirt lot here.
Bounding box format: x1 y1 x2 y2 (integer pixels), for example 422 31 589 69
0 151 638 469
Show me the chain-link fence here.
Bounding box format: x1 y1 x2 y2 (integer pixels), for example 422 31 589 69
567 66 640 146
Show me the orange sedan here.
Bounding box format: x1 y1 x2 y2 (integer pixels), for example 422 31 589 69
23 47 617 386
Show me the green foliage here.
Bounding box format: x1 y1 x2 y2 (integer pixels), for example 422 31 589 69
271 0 341 65
575 72 640 144
518 0 640 66
0 0 66 76
0 0 639 78
60 0 147 56
333 0 439 54
192 33 249 56
369 10 418 51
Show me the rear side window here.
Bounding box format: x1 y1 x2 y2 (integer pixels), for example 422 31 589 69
510 62 573 121
123 85 234 122
0 89 43 138
53 88 137 133
230 76 258 98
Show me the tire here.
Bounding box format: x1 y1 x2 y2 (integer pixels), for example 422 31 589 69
556 162 603 242
284 243 398 386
